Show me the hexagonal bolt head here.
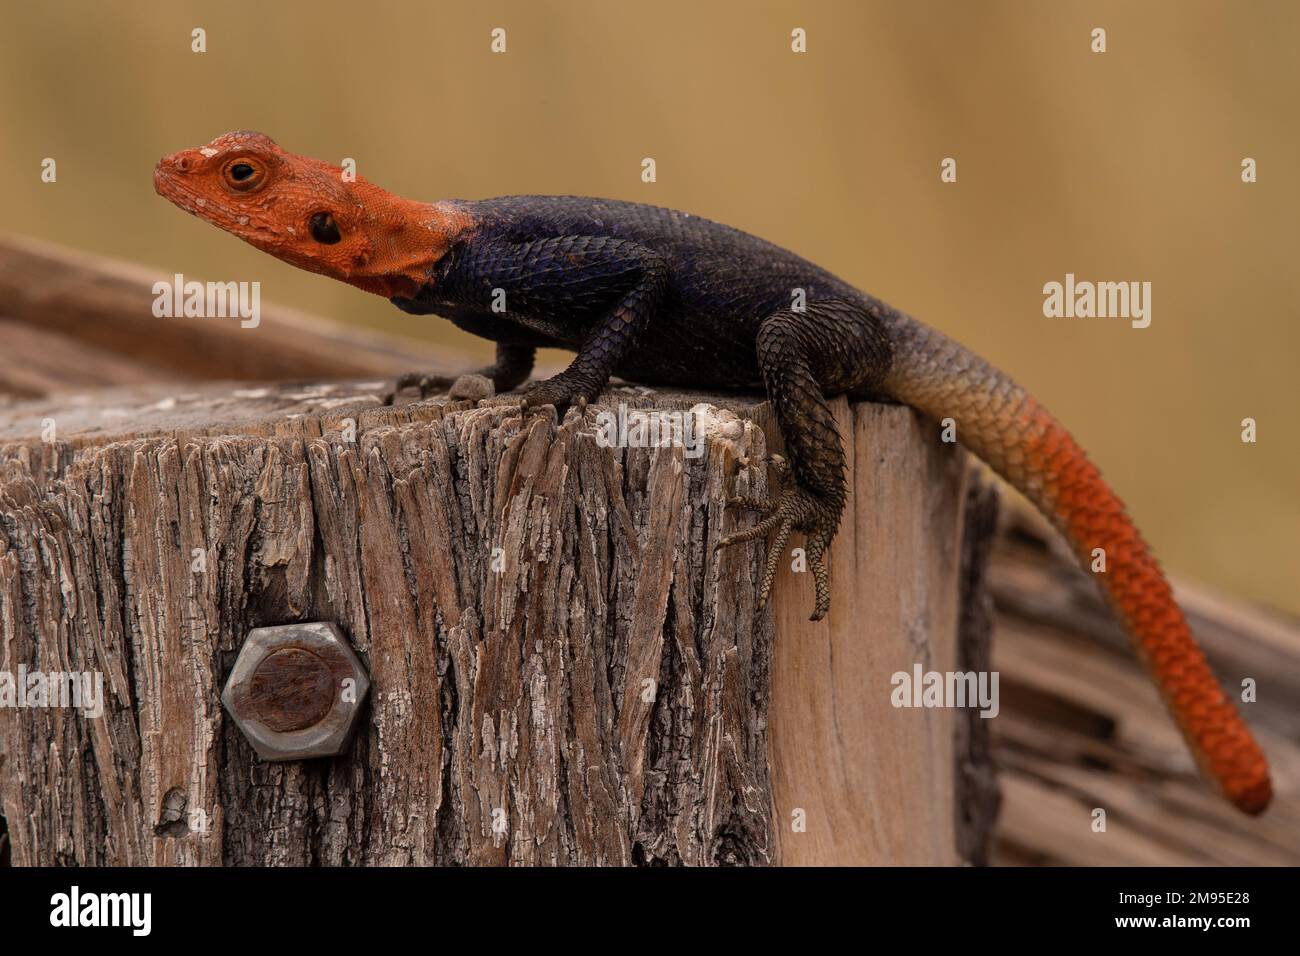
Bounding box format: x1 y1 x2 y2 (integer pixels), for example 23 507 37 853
222 622 370 761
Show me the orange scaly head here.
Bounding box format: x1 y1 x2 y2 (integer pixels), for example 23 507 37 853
154 131 473 299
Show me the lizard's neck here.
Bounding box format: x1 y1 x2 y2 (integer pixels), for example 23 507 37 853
341 191 475 299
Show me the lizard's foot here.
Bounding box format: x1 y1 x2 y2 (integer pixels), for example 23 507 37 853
517 372 600 418
395 371 495 402
717 476 836 622
395 371 454 398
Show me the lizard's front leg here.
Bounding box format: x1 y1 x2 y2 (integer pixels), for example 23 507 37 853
512 241 668 416
718 302 893 621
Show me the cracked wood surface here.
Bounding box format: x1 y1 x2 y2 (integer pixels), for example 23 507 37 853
0 381 986 865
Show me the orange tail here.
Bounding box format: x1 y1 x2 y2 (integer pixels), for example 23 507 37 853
883 314 1271 813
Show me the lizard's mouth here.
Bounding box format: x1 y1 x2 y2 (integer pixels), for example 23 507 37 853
154 161 227 219
154 176 199 217
153 158 280 245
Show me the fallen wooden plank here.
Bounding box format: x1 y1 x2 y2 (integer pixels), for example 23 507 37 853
0 319 182 399
989 508 1300 865
0 234 468 385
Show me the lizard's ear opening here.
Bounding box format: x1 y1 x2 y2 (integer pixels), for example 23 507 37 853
222 158 266 193
309 211 342 244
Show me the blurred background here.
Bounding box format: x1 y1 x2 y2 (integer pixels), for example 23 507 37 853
1 0 1297 616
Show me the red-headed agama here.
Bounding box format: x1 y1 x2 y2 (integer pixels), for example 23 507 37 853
155 130 1272 815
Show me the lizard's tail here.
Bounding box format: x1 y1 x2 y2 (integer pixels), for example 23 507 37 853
880 313 1271 814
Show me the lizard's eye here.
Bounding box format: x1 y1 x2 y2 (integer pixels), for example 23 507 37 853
222 158 264 192
309 211 342 244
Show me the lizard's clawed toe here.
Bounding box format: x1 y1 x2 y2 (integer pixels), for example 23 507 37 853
726 495 777 514
716 510 784 551
395 370 501 404
718 484 838 620
518 374 597 419
805 531 832 621
395 371 457 400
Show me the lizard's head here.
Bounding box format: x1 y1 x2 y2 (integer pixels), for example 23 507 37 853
154 130 469 298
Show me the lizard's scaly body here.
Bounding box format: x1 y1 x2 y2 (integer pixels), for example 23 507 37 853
155 131 1271 814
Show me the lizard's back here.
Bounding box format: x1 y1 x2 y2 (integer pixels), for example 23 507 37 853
448 196 871 388
464 195 861 306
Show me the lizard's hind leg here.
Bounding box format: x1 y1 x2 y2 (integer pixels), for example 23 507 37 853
717 301 893 621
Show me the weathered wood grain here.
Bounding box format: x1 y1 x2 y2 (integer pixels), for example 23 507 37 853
769 401 977 865
0 382 989 866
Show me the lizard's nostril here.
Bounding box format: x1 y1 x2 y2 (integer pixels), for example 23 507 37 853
153 158 179 196
157 153 191 175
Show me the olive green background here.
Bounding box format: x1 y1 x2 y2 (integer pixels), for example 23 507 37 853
2 1 1297 614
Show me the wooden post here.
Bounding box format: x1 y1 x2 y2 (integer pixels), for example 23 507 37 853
0 381 997 865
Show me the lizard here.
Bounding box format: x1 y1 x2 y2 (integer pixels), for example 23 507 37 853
154 130 1271 815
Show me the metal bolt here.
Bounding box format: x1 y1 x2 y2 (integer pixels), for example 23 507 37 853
221 622 370 761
